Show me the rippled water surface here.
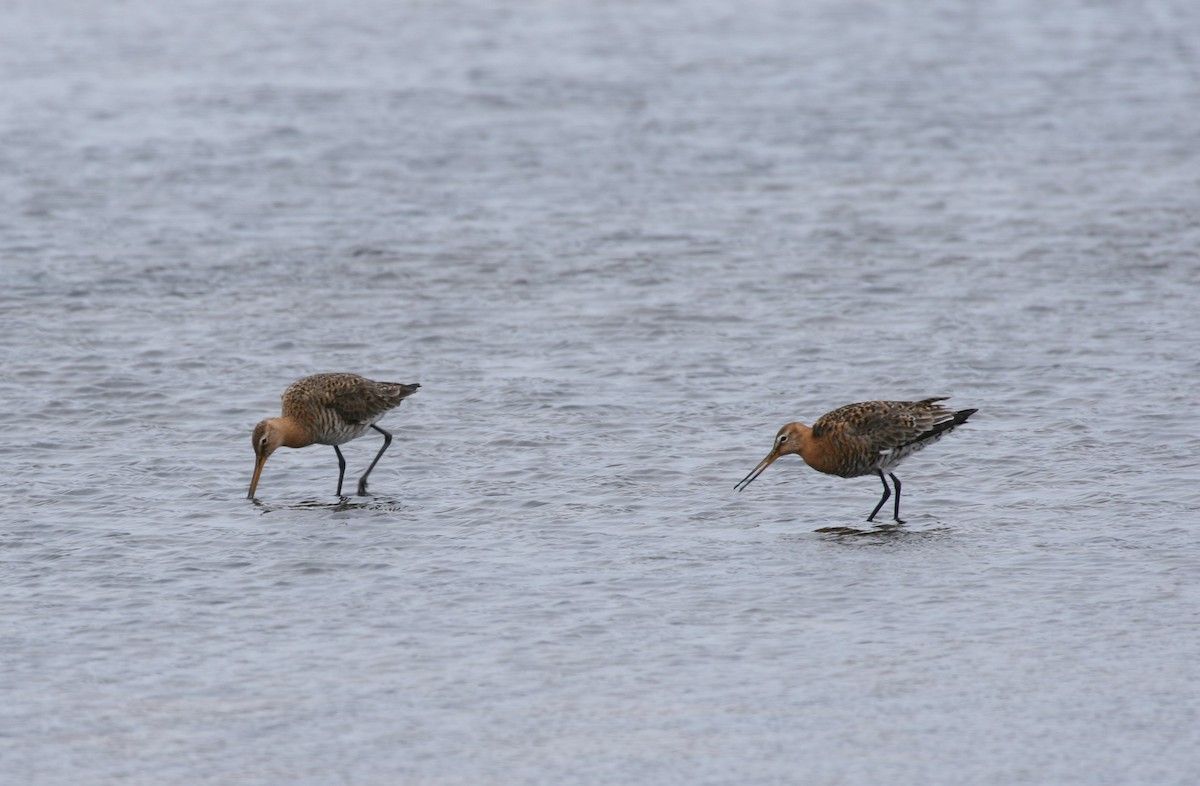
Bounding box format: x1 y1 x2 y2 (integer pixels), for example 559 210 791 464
3 1 1200 783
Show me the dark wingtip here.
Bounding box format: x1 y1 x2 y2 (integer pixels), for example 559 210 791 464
955 408 978 424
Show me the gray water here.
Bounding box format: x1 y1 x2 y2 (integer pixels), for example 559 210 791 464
3 1 1200 783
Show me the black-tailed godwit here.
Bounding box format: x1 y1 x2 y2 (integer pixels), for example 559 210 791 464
734 397 976 522
247 373 420 499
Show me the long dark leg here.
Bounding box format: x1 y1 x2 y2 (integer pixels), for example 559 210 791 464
890 473 903 522
357 425 393 496
333 445 347 496
867 470 891 522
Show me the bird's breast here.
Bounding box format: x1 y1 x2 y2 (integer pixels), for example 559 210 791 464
803 436 877 478
307 409 381 446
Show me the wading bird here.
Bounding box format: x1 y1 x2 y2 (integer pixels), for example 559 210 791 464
247 373 419 499
734 398 976 522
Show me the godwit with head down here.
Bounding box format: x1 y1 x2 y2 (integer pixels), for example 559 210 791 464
734 397 976 522
247 373 420 499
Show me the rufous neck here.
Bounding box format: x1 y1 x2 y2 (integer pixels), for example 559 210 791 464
269 416 313 449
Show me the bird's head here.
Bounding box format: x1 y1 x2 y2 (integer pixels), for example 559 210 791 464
247 419 286 499
734 422 808 492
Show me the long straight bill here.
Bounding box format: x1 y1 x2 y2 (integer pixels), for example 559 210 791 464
734 450 779 492
247 454 268 499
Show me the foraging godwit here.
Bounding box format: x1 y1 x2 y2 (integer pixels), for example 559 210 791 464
734 398 976 522
247 373 420 499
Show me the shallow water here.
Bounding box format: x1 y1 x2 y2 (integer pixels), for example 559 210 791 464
3 0 1200 784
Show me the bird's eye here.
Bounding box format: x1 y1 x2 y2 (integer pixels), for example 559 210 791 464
778 435 788 444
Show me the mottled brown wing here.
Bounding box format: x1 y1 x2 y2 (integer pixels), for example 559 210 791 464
813 398 953 454
329 379 419 425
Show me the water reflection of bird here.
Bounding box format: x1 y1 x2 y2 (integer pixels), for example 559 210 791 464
735 398 976 522
247 373 420 499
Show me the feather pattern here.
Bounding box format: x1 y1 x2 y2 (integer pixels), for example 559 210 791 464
280 373 420 446
812 398 968 477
